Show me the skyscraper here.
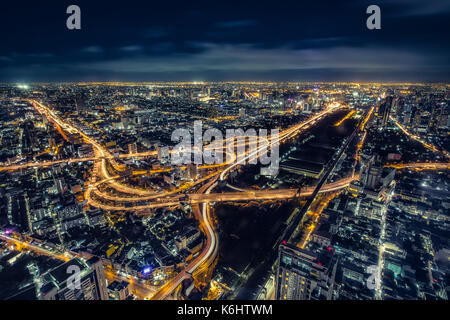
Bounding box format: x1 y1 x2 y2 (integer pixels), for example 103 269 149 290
128 142 138 154
366 165 382 190
362 155 382 190
55 177 67 195
377 96 393 128
186 163 198 180
40 257 108 300
276 243 338 300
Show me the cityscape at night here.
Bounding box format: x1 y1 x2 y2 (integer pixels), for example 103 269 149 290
0 0 449 310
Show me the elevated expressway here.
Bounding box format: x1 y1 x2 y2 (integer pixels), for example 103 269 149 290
188 176 359 204
6 100 449 300
391 115 450 160
385 162 450 171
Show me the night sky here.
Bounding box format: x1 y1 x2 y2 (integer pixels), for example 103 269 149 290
1 0 449 82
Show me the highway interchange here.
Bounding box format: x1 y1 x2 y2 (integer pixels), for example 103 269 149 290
1 99 448 300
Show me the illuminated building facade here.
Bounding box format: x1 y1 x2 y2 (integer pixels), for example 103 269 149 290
276 243 338 300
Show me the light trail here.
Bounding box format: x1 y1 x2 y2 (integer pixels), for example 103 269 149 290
334 110 356 127
11 99 352 300
27 100 153 195
384 162 450 171
148 104 347 299
0 232 155 299
149 176 219 300
297 191 341 249
0 152 158 172
84 102 344 211
85 175 359 212
360 106 375 131
0 233 71 262
352 106 375 174
219 102 344 181
189 175 358 204
83 104 347 212
391 115 449 159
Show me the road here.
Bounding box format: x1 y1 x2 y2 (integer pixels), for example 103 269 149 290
7 100 449 300
149 176 220 299
0 232 157 299
391 116 450 159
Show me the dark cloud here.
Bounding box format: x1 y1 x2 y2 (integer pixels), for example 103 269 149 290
0 0 449 82
80 46 104 54
215 20 258 28
120 45 143 52
380 0 450 17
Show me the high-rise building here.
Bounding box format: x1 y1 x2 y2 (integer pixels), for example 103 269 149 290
361 155 382 190
157 146 170 163
366 165 382 190
276 243 338 300
437 102 449 129
75 97 87 113
40 257 108 300
428 103 441 132
186 164 198 180
302 103 311 114
377 96 393 128
128 142 138 154
48 137 56 150
411 107 422 130
55 177 67 195
107 280 131 300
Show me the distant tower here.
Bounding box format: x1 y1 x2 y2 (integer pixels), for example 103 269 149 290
366 165 382 190
429 102 445 132
48 137 56 152
377 96 393 129
362 155 382 190
158 146 170 164
187 164 198 179
55 177 67 195
128 142 138 154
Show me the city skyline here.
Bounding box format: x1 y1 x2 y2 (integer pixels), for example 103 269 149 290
0 82 448 302
0 0 449 307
